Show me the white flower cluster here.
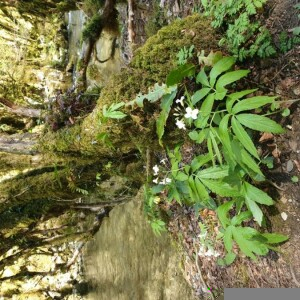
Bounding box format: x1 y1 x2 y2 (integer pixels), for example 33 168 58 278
152 164 171 185
174 96 199 130
198 245 220 258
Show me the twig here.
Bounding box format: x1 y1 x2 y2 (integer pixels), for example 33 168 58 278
195 245 215 300
289 264 300 287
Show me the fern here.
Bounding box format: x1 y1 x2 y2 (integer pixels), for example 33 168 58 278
201 0 275 60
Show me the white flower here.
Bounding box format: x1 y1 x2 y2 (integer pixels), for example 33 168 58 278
176 119 186 130
153 165 159 175
153 177 159 184
160 158 167 165
175 96 185 106
205 248 215 257
159 178 172 185
184 107 199 119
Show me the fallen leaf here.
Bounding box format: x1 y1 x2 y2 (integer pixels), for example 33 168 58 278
293 160 300 172
259 132 274 142
272 147 281 158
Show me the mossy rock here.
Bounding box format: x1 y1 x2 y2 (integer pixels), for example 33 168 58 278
42 14 221 156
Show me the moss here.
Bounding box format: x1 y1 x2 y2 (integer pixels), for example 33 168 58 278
82 14 104 42
42 14 220 156
87 64 102 81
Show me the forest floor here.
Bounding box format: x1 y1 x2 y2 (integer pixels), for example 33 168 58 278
159 1 300 299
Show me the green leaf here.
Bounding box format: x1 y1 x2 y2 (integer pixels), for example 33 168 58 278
224 252 237 265
191 88 211 105
236 114 285 133
166 63 196 86
201 179 240 197
210 129 223 164
197 93 215 128
175 171 189 181
197 166 229 179
281 108 290 117
216 70 250 91
261 233 289 244
245 197 264 226
194 177 210 201
231 116 259 159
226 89 258 113
109 102 125 111
231 226 257 260
224 225 233 252
217 200 235 228
232 96 277 114
241 148 264 177
132 83 177 107
219 114 232 152
188 176 198 203
191 154 211 171
231 211 252 226
196 69 210 86
188 129 208 144
104 111 127 119
243 182 274 205
209 56 236 87
156 91 177 145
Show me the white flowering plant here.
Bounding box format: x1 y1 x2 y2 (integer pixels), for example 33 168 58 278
138 50 288 264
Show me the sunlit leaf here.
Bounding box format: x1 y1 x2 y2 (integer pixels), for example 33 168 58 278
216 70 250 91
197 165 229 179
232 96 276 114
209 56 236 87
236 114 285 133
217 200 235 228
261 233 289 244
201 179 240 197
245 197 264 226
231 116 259 159
196 69 210 86
243 182 274 205
191 88 211 105
226 89 258 112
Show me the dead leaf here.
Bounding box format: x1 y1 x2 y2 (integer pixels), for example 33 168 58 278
289 140 298 152
293 160 300 172
272 147 281 158
259 132 274 142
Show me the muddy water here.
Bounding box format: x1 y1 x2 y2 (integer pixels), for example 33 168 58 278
84 190 194 300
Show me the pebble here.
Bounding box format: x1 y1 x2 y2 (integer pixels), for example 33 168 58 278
281 212 288 221
280 196 287 204
286 160 294 172
288 199 293 203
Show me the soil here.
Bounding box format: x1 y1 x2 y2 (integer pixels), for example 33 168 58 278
161 0 300 298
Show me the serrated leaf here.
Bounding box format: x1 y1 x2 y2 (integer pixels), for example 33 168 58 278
188 176 198 203
197 165 229 179
224 252 237 265
243 182 274 205
245 197 264 226
261 233 289 244
191 154 211 171
231 226 257 260
109 102 125 111
201 179 240 197
231 116 259 159
241 148 264 177
217 200 235 228
219 114 232 152
175 171 189 181
216 70 250 91
197 93 215 128
166 63 195 86
224 225 233 252
156 91 177 145
232 96 276 114
134 83 177 107
209 57 236 87
236 114 285 133
195 177 210 201
210 129 223 164
226 89 258 113
231 211 252 226
104 111 127 119
196 69 210 86
191 88 211 105
188 129 208 144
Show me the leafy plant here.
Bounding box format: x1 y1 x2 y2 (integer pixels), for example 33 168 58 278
201 0 276 60
176 45 195 65
136 50 287 264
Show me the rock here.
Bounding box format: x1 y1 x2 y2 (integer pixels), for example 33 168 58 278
281 212 288 221
286 160 294 172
